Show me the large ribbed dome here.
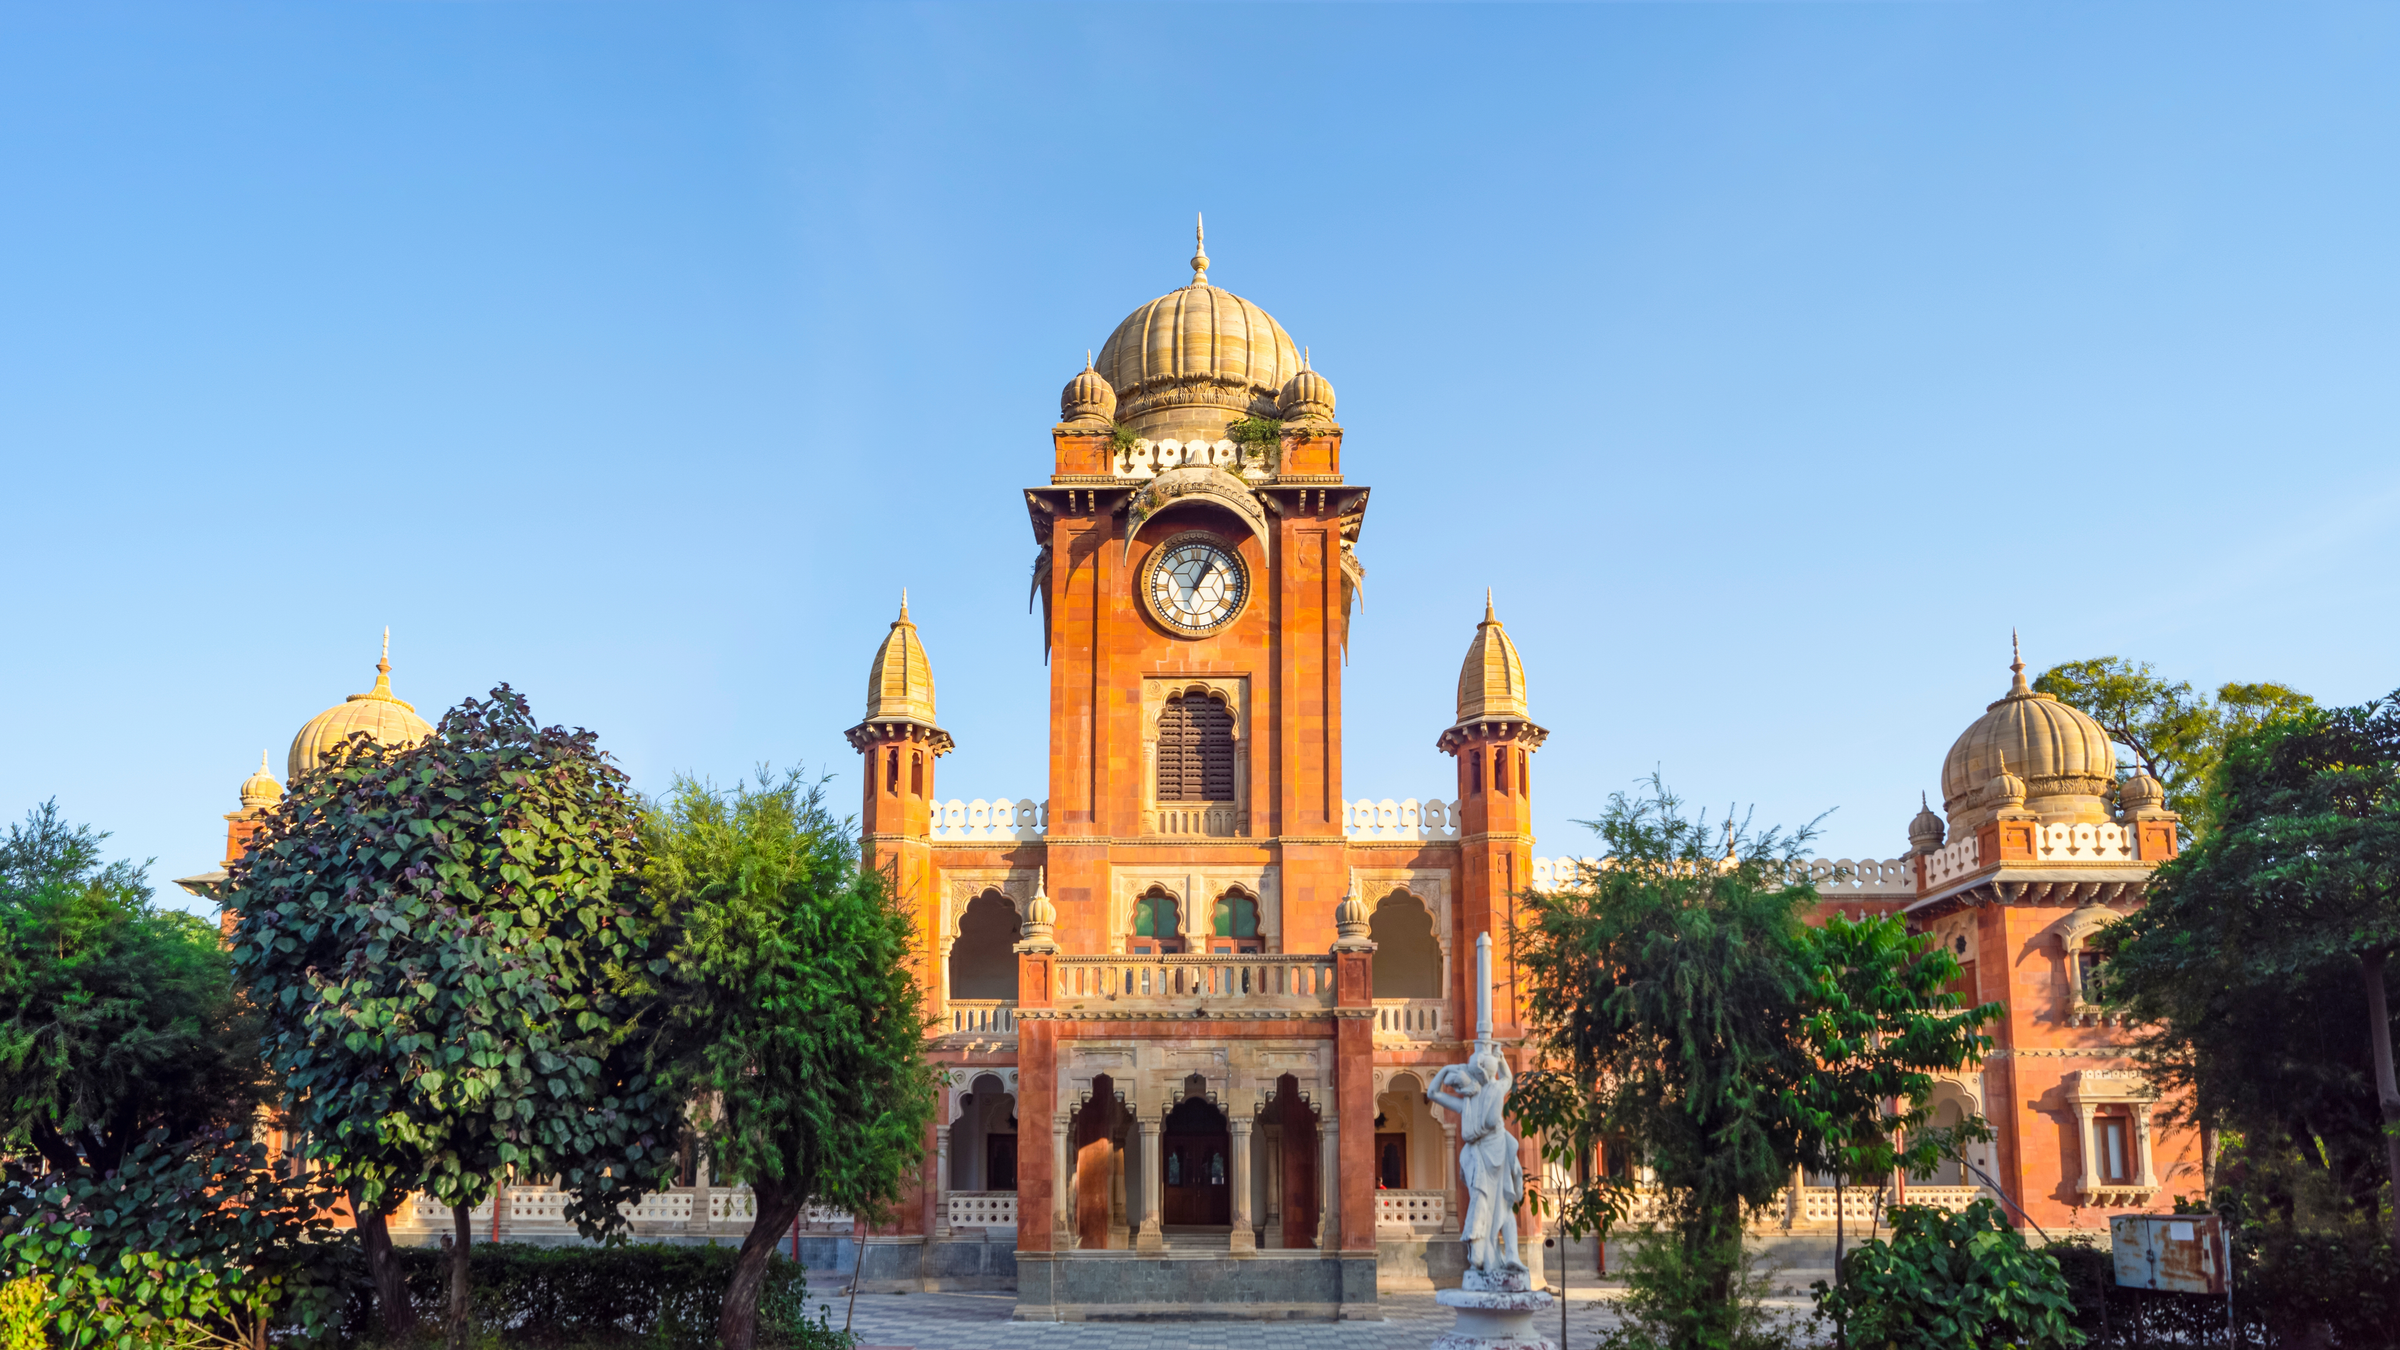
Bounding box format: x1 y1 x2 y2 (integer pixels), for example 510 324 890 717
287 637 435 780
1939 646 2117 821
1094 219 1303 440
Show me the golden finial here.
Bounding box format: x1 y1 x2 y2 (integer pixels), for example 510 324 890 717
1484 588 1496 624
899 589 911 623
369 628 395 698
1085 349 1093 371
1190 213 1209 287
1303 346 1311 371
260 748 272 775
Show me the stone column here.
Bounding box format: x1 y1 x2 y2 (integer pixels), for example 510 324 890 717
935 1117 953 1239
1441 1118 1462 1234
2134 1109 2158 1189
1317 1110 1340 1251
1052 1110 1072 1242
1136 1114 1165 1252
2073 1103 2099 1195
1230 1116 1256 1253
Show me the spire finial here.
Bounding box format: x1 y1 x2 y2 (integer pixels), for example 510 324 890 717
1921 789 1929 810
380 625 391 675
899 589 911 622
2007 629 2031 695
1190 213 1209 287
1085 349 1093 372
260 748 271 774
1303 346 1311 371
1484 588 1496 624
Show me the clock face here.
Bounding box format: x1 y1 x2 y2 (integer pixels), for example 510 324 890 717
1145 535 1247 635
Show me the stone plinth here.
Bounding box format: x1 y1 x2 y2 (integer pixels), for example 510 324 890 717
1431 1269 1555 1350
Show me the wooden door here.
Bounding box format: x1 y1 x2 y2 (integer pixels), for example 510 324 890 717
1162 1097 1231 1226
1376 1132 1410 1189
1270 1077 1318 1249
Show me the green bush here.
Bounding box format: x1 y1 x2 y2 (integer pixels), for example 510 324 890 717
1596 1224 1812 1350
0 1279 45 1350
351 1243 845 1349
1812 1200 2084 1349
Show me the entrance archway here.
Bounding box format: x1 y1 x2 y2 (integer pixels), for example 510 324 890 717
1369 891 1442 998
1072 1075 1131 1250
1162 1075 1230 1227
949 1072 1018 1193
949 890 1020 1000
1264 1073 1320 1249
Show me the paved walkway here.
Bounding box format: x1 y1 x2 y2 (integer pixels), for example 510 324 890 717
833 1290 1630 1350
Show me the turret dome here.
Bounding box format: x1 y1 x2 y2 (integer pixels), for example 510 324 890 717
286 633 435 781
863 593 938 726
1454 592 1530 724
238 751 283 810
1938 636 2117 831
1059 354 1116 428
1906 792 1945 852
1276 357 1335 425
1093 218 1303 441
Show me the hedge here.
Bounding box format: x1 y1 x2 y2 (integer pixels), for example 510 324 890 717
350 1243 847 1349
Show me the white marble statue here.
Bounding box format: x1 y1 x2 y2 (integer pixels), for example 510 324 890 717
1427 932 1530 1289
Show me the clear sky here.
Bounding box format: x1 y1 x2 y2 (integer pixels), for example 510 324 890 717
4 2 2395 911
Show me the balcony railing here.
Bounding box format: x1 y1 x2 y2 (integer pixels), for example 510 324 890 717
948 1191 1017 1229
1052 953 1338 1009
944 1000 1017 1037
929 797 1047 842
1373 998 1447 1043
1377 1190 1447 1230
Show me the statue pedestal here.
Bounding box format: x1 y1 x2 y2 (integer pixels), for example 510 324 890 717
1432 1270 1555 1350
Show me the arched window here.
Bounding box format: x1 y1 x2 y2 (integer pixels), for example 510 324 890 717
1209 890 1262 955
948 890 1020 1001
1157 691 1235 803
1493 747 1510 795
1130 887 1184 955
885 748 899 794
1369 891 1442 998
910 750 924 797
1469 752 1483 794
1517 749 1529 795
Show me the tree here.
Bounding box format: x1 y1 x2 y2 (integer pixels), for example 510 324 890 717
2 1127 348 1350
2100 693 2400 1246
0 802 263 1180
1811 1200 2084 1349
1784 913 1999 1345
639 771 940 1350
229 686 683 1349
1511 780 1994 1350
2033 657 2312 835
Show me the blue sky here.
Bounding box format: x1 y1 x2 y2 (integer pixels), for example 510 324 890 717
4 2 2395 909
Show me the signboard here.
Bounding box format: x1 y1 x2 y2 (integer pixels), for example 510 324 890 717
2111 1213 2226 1296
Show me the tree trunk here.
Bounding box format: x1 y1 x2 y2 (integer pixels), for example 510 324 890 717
2360 949 2400 1250
448 1203 474 1350
718 1177 808 1350
354 1187 416 1337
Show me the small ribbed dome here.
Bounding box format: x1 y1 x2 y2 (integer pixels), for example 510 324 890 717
863 593 937 725
2119 773 2166 811
1454 592 1530 723
287 636 435 781
1276 359 1335 424
1907 793 1945 851
1939 640 2116 822
1060 356 1116 427
239 751 283 810
1093 219 1303 441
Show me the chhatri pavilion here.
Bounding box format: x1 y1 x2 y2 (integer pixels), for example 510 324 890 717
191 228 2200 1320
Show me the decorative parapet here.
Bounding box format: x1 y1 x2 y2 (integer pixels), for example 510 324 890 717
931 797 1047 842
1530 855 1916 897
2038 821 2136 863
1045 953 1337 1012
1342 797 1462 841
1922 835 1981 889
1108 436 1273 483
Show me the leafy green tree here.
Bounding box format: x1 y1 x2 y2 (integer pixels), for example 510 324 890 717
229 686 683 1349
2100 693 2400 1246
1812 1200 2085 1349
1513 781 1995 1350
1785 912 1999 1321
2033 657 2312 835
639 771 940 1350
0 801 264 1179
1 1127 348 1350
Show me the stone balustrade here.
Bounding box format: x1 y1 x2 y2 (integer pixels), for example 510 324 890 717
1372 997 1447 1043
1533 855 1918 896
2039 821 2134 862
1342 797 1462 841
386 1185 850 1242
1587 1184 1992 1233
949 1191 1018 1229
930 797 1047 842
946 999 1017 1037
1377 1190 1447 1230
1051 953 1338 1008
1108 437 1269 481
1921 835 1980 888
